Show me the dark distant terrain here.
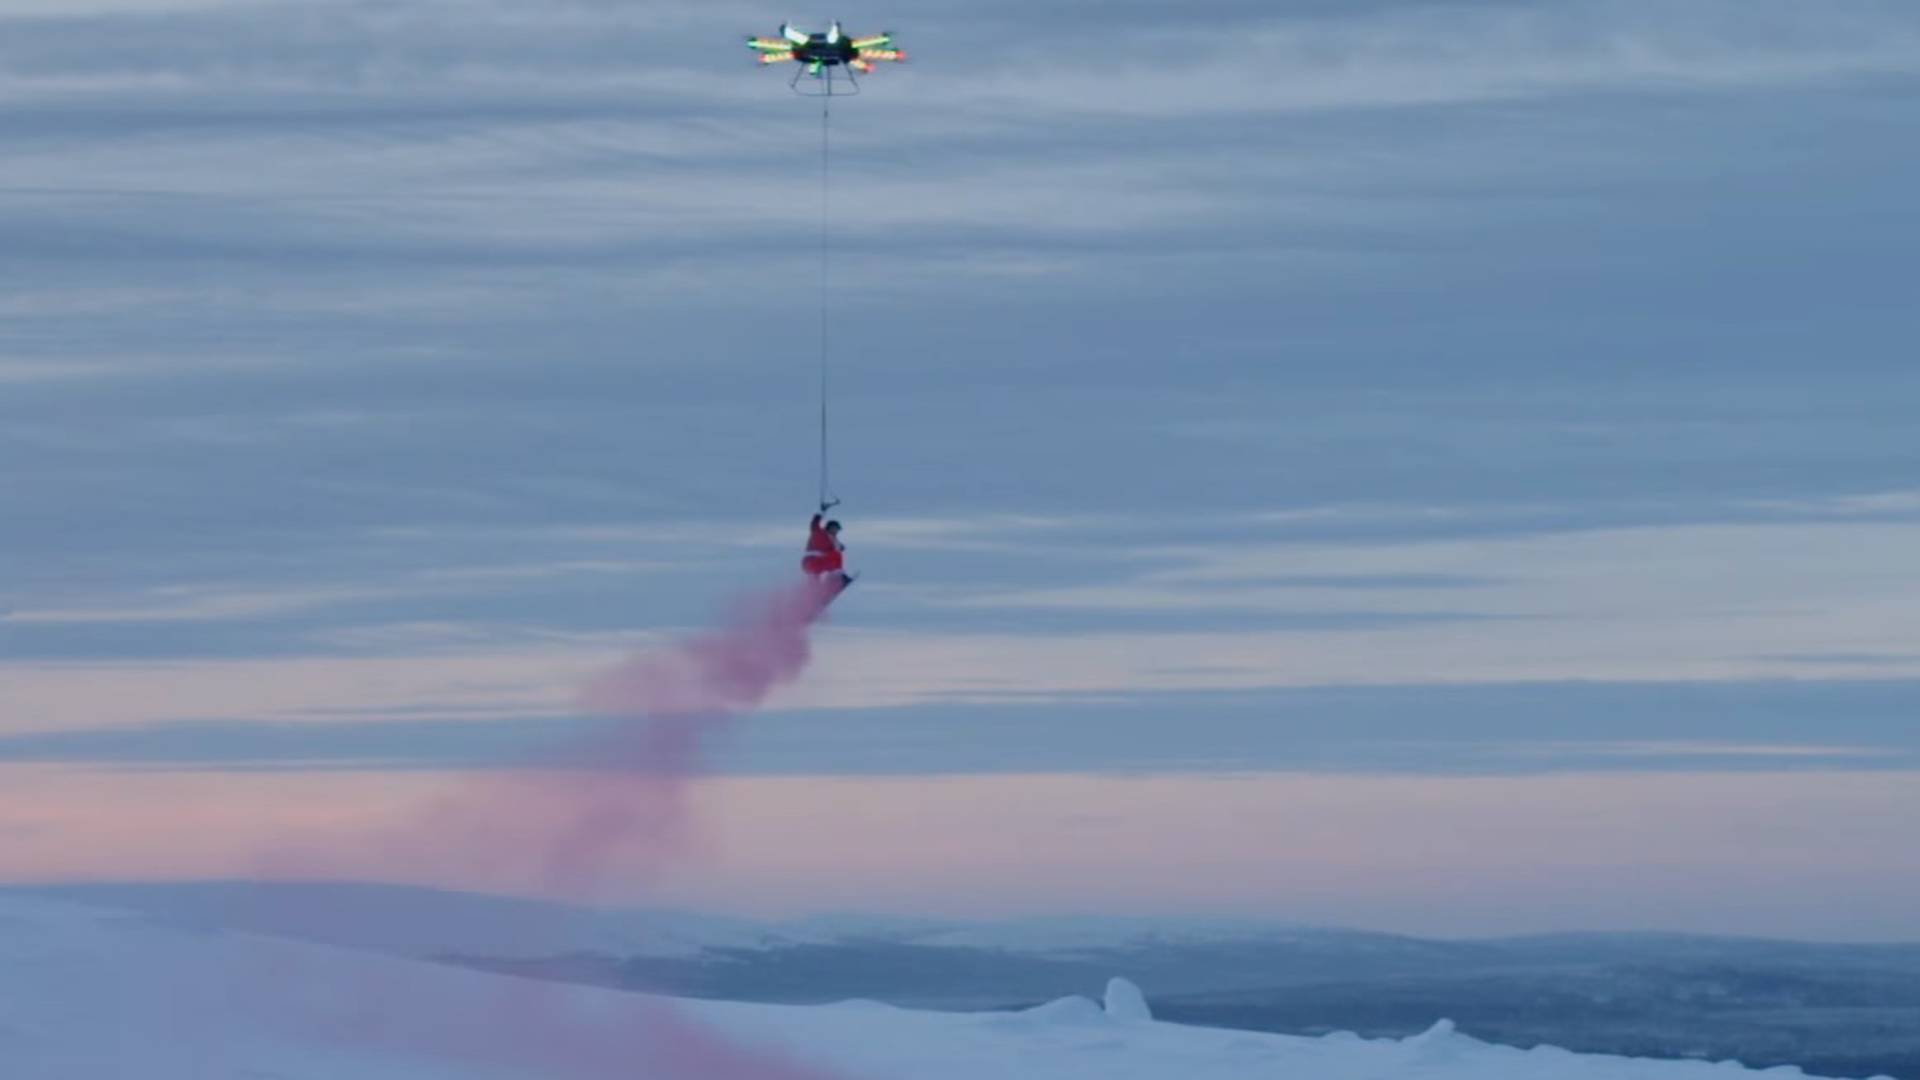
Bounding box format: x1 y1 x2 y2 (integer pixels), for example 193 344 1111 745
19 882 1920 1079
471 932 1920 1078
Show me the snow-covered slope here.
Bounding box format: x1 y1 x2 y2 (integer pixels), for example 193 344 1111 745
0 895 1882 1080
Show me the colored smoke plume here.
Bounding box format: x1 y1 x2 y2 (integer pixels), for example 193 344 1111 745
257 576 851 1078
488 576 846 1078
312 576 841 899
555 575 842 894
579 576 834 721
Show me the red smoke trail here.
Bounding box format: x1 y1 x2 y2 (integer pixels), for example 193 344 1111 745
559 576 839 893
257 577 854 1078
491 576 849 1078
386 577 842 900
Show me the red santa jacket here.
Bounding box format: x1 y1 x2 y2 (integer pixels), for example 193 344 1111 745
803 514 844 574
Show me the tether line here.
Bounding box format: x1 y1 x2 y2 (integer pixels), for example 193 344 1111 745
817 88 834 510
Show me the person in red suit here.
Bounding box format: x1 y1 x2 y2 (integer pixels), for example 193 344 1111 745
802 513 853 588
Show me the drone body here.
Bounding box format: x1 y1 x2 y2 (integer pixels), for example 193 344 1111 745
748 22 904 91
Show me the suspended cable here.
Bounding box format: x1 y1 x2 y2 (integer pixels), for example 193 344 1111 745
748 24 905 512
818 87 835 512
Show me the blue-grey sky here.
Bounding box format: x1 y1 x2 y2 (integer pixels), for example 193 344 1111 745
2 0 1919 937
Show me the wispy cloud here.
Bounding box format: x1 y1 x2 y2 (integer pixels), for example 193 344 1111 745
2 0 1919 844
923 1 1920 118
9 583 391 624
4 763 1918 938
4 678 1919 779
10 512 1920 733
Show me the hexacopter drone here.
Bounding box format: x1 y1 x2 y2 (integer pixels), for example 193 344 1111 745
747 22 905 95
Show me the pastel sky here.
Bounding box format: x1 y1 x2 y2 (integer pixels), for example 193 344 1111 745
2 0 1919 940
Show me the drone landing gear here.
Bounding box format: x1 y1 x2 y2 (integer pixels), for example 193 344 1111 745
790 64 861 97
